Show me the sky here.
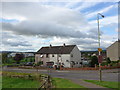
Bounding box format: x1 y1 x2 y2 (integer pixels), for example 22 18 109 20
0 0 119 52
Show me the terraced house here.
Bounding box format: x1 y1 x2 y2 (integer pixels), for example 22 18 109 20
35 44 81 68
107 40 120 61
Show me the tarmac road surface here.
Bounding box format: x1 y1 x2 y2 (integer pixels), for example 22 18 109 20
2 67 119 82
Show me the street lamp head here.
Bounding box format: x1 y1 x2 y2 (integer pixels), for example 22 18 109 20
98 13 105 18
101 15 105 18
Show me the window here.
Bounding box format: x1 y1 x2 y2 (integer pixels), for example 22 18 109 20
76 62 78 64
46 54 49 58
66 60 69 62
80 62 82 65
40 54 43 58
38 61 43 65
59 54 61 57
71 61 75 65
71 54 73 57
52 54 54 57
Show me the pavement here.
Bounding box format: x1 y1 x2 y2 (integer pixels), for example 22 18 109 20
70 79 112 90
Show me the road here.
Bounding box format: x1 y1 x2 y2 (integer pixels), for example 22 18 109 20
2 67 119 82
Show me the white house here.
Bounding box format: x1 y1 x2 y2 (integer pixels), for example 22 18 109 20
7 53 17 57
107 40 120 61
35 44 81 68
22 53 34 57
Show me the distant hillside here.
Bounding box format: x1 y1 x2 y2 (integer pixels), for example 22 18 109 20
81 50 106 53
0 51 35 54
81 50 106 55
0 51 16 53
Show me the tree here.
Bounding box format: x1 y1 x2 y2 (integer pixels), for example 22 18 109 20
14 53 24 64
37 61 43 66
90 56 98 67
106 57 111 64
2 53 8 63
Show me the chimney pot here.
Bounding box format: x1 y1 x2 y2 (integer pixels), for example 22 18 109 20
50 44 52 48
63 43 65 47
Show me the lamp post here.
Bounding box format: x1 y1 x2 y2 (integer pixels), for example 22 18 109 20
97 13 104 81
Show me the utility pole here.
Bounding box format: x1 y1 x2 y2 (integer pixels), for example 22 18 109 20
97 13 104 81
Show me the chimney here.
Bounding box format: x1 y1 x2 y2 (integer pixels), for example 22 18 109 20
50 44 52 48
63 43 66 47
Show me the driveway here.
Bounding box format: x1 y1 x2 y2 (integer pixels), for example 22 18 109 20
2 67 119 82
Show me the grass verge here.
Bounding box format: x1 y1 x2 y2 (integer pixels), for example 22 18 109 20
2 71 41 88
2 76 40 88
52 78 86 88
84 80 119 90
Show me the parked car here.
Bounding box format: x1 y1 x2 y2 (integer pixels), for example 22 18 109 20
20 62 26 66
25 62 34 66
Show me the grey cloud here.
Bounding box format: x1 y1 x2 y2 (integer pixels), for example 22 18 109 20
68 38 98 51
2 41 31 47
69 38 98 45
1 2 106 51
2 21 97 39
2 2 87 26
2 2 96 39
2 31 32 47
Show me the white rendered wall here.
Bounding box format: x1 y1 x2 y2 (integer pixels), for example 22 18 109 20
70 46 81 67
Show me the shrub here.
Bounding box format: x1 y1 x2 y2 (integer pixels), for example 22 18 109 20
14 54 24 64
106 57 111 64
89 56 98 67
37 61 43 66
101 62 108 66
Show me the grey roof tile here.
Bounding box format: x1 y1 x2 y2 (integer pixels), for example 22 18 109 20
36 45 76 54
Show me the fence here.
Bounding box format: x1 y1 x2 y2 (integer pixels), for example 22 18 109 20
39 75 53 89
60 65 120 70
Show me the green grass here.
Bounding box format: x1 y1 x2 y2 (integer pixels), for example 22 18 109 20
2 76 40 88
52 78 86 88
84 80 120 90
0 75 2 90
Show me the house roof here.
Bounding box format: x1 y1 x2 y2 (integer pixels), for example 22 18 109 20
106 40 120 49
36 45 76 54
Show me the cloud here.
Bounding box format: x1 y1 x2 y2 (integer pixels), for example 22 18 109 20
2 21 95 39
1 0 119 3
1 2 118 51
2 40 31 47
89 15 118 28
2 2 86 25
1 2 98 39
49 35 117 51
0 3 84 35
2 31 32 47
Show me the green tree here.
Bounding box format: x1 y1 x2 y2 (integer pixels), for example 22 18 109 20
14 53 24 64
2 53 8 63
37 61 43 66
90 56 98 67
106 57 111 64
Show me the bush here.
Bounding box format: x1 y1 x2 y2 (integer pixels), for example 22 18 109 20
101 62 108 66
106 57 111 64
109 60 120 66
89 56 98 67
36 61 43 66
14 54 24 64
